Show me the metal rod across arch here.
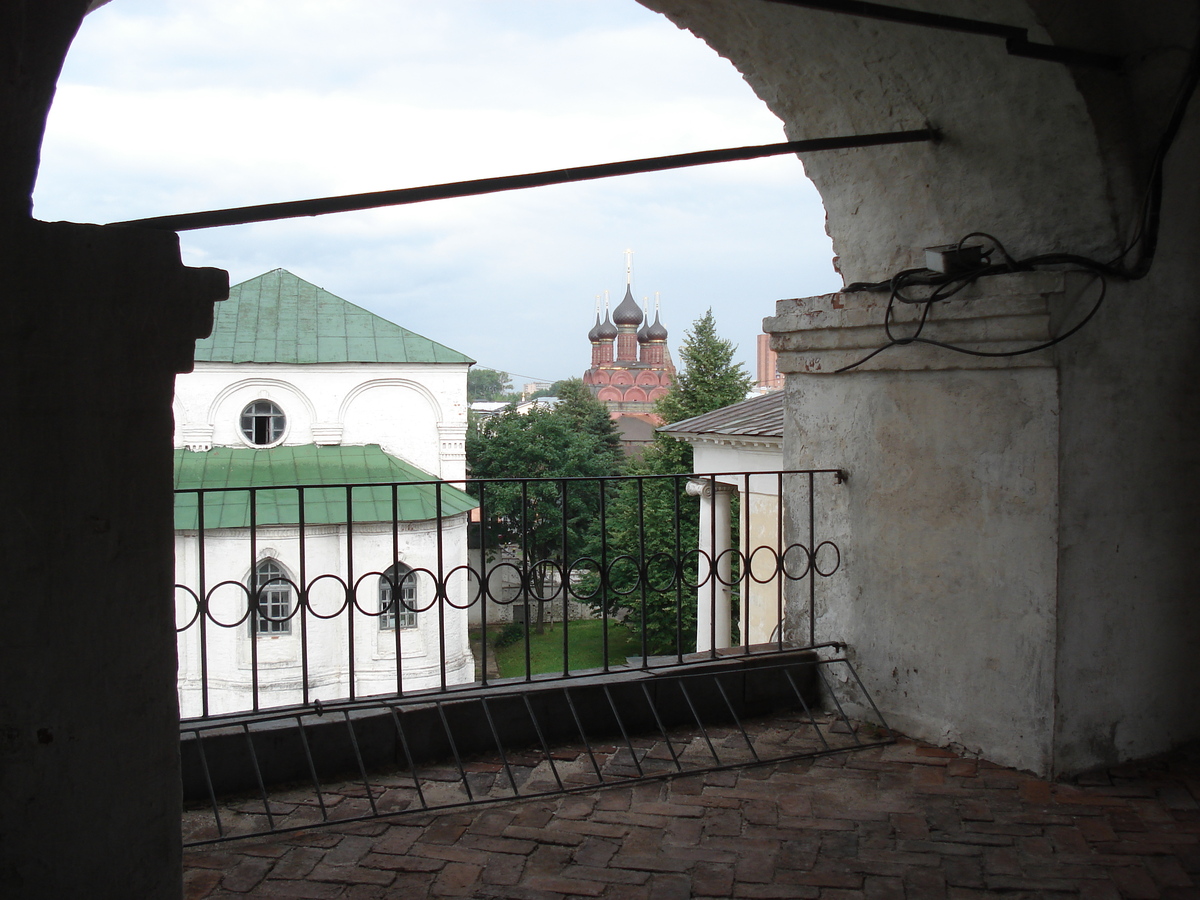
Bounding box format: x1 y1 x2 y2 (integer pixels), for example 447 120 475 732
113 129 938 233
759 0 1121 70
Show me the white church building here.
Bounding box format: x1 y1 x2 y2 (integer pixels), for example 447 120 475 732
172 269 477 718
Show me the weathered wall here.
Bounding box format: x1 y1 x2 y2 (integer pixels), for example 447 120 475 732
0 4 232 894
175 361 470 481
0 221 225 896
642 0 1133 281
174 519 474 718
1052 96 1200 772
654 0 1200 773
768 276 1063 772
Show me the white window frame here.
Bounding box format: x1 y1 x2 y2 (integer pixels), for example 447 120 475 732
251 558 292 635
380 564 418 630
240 399 287 447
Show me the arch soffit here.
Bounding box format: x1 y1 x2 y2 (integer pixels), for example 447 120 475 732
337 378 444 425
641 0 1142 282
207 378 318 427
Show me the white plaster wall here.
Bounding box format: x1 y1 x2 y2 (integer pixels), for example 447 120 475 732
172 358 473 716
173 361 469 480
175 516 473 718
690 441 788 645
656 0 1200 775
783 367 1060 773
1052 103 1200 772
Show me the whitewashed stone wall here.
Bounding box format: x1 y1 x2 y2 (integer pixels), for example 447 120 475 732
173 358 474 713
649 0 1200 778
688 440 789 647
174 361 470 482
174 518 473 717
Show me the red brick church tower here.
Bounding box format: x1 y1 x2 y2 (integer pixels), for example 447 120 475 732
583 253 675 452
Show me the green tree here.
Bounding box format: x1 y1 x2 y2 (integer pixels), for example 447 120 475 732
467 398 622 633
468 367 513 401
554 378 623 469
601 309 752 655
644 308 753 474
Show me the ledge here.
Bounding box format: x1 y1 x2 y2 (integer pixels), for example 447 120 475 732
764 271 1086 374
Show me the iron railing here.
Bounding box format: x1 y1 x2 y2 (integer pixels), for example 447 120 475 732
180 652 892 846
174 469 844 722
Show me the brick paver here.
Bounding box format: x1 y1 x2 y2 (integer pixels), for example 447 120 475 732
184 729 1200 899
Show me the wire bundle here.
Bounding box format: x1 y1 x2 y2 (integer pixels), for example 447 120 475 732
835 21 1200 374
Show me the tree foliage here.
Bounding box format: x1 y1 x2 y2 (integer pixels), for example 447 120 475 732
554 378 623 465
468 367 513 401
601 309 752 655
644 308 753 475
467 380 621 480
466 384 622 632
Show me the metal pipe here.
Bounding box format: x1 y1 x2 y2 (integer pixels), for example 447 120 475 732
113 129 938 232
760 0 1121 70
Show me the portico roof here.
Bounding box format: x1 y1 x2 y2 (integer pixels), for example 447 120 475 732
173 444 476 529
658 390 783 441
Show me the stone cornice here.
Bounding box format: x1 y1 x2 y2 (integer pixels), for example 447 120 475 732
668 433 782 452
765 271 1084 373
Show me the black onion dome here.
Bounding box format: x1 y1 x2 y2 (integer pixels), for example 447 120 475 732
637 305 651 343
612 286 643 326
588 313 602 342
646 311 668 341
595 311 618 341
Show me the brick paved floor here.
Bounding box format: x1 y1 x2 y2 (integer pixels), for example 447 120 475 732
184 728 1200 899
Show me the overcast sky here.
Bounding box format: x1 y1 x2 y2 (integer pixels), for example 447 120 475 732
35 0 839 385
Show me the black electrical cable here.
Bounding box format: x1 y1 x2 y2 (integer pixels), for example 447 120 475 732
835 235 1113 372
834 17 1200 374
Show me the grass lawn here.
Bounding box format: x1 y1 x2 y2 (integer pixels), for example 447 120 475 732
486 619 640 679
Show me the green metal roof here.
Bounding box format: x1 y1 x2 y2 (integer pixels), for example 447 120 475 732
174 444 476 529
194 268 474 365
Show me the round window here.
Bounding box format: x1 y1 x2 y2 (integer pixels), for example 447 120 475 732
240 400 286 446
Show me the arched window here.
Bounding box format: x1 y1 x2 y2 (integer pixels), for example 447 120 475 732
251 559 292 634
380 564 417 630
240 400 286 446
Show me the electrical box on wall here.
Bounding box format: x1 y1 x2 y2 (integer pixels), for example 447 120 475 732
925 243 986 274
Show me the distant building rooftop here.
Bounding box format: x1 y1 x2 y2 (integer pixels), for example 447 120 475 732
614 413 662 452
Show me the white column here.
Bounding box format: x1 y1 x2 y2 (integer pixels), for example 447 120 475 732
688 479 736 652
437 422 468 482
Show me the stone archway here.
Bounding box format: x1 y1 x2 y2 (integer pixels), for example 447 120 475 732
642 0 1164 278
638 1 1200 778
3 1 1199 895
